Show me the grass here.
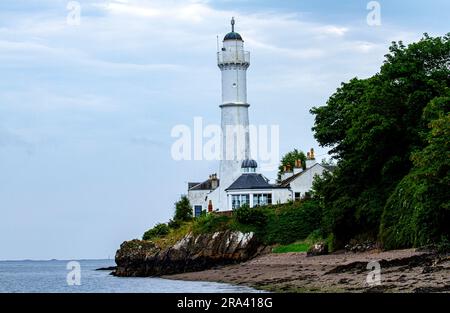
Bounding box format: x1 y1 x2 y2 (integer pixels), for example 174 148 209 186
152 221 193 249
272 242 310 253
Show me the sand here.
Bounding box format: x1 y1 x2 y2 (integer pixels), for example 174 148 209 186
164 249 450 292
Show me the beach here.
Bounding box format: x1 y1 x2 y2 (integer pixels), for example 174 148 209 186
165 249 450 293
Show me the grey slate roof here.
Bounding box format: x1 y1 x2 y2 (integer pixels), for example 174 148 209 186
188 179 220 191
225 173 275 191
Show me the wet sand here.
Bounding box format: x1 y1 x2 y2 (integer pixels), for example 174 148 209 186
164 249 450 292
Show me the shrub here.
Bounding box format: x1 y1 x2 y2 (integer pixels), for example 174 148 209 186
173 195 193 222
264 200 322 245
192 213 231 234
142 223 170 241
234 204 267 228
168 219 182 229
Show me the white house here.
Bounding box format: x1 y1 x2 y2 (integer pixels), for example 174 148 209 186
278 150 335 202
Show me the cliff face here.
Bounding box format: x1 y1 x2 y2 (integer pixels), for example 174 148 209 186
114 230 267 277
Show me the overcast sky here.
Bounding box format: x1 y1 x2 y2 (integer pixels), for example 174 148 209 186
0 0 448 260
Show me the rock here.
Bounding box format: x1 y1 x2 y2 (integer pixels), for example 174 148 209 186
307 242 328 257
95 266 117 271
345 240 377 253
113 230 265 277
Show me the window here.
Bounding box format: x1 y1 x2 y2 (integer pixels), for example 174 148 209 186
294 192 301 202
232 194 249 209
253 193 272 206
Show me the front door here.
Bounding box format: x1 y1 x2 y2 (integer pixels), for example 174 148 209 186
194 205 202 217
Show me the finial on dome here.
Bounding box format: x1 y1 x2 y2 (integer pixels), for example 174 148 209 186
231 17 235 32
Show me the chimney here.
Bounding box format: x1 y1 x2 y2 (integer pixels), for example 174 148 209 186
210 173 219 189
293 159 303 174
281 163 294 181
305 148 317 168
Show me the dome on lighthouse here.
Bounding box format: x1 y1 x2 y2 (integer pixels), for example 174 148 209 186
224 17 243 41
224 31 243 41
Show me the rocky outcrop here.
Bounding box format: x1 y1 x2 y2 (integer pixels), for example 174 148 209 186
307 242 328 257
114 230 267 277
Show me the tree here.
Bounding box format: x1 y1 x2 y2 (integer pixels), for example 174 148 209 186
173 195 193 222
310 33 450 248
277 149 306 181
379 94 450 249
143 223 170 241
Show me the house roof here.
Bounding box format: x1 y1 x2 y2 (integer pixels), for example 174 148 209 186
225 173 275 191
188 179 220 191
188 182 201 189
278 163 335 187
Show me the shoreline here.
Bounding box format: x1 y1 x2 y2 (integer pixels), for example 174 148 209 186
163 249 450 293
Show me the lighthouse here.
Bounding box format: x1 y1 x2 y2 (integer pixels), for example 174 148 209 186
217 17 251 208
187 19 327 214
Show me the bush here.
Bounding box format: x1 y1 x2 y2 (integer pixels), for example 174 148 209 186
234 204 267 228
264 200 322 245
168 219 182 229
142 223 170 241
437 236 450 253
379 171 449 250
192 213 231 234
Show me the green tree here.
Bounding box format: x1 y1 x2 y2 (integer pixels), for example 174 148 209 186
142 223 170 241
173 195 193 222
310 33 450 248
277 149 306 181
379 95 450 249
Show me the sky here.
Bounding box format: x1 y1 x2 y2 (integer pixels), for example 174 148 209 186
0 0 448 260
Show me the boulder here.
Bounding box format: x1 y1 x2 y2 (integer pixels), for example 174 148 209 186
114 230 266 277
307 242 328 257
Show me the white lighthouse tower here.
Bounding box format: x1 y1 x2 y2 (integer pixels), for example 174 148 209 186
217 17 251 209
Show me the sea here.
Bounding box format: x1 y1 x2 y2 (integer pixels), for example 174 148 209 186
0 259 261 293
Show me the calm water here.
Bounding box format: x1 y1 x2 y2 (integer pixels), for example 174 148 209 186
0 260 261 293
